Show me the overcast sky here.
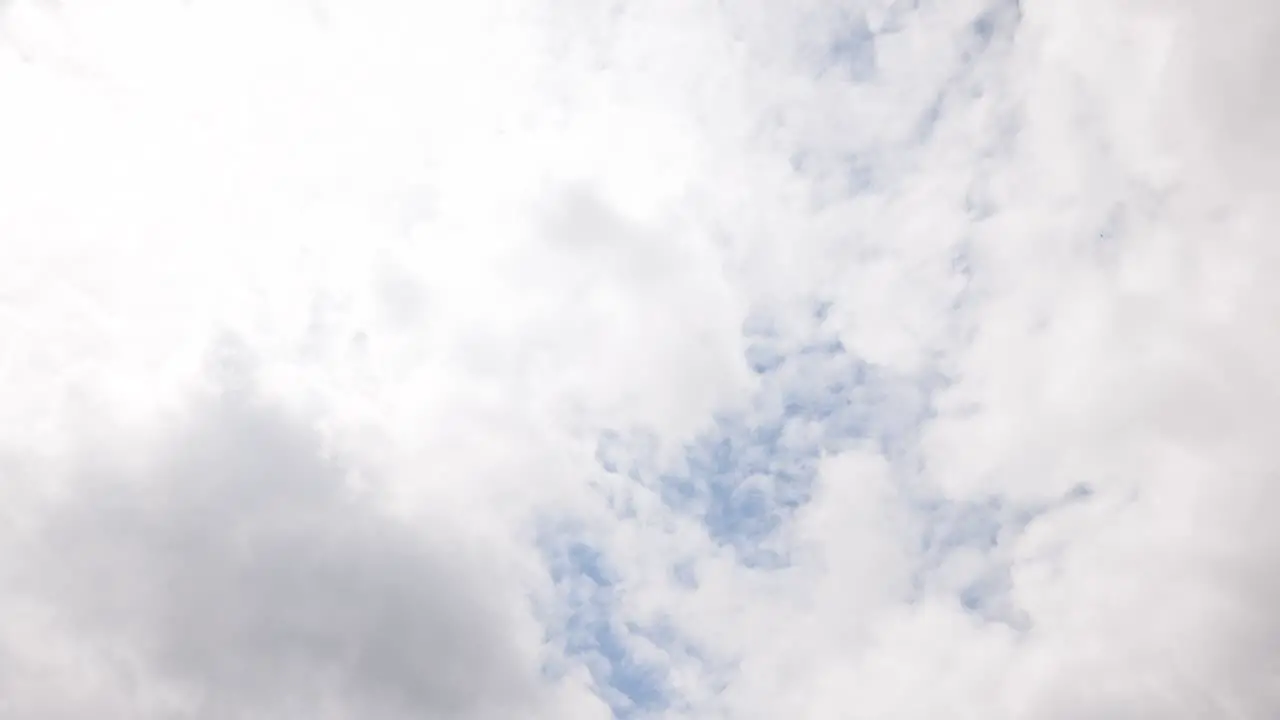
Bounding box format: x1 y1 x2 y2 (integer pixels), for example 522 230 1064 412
1 0 1278 718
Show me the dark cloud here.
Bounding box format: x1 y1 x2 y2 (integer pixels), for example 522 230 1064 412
0 379 544 719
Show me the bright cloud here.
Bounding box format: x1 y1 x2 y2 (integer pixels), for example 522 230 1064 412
1 0 1277 718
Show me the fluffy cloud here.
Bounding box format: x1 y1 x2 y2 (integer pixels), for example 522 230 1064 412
1 0 1277 718
0 360 562 719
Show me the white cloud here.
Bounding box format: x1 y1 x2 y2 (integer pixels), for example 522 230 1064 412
2 0 1278 717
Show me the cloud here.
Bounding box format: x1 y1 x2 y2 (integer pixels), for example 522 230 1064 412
2 0 1279 718
0 352 574 719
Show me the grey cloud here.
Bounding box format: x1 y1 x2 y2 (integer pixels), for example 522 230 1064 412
1 380 543 719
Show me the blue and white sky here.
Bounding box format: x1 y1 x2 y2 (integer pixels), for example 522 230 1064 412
2 0 1279 718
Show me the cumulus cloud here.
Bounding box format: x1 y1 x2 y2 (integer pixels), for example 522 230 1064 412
1 0 1278 718
0 349 579 719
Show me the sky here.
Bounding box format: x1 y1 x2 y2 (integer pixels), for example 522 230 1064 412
0 0 1278 718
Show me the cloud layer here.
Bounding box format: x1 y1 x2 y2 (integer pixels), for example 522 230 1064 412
1 0 1277 717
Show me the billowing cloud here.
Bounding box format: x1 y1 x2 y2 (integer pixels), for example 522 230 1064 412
0 349 583 719
1 0 1278 718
